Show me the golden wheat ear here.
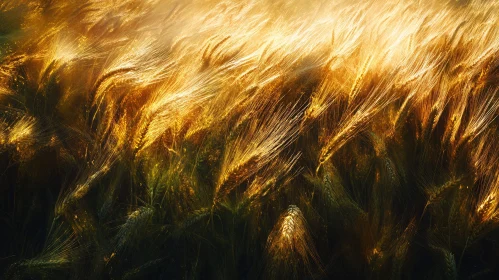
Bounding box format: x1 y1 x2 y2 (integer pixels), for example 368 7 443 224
237 153 301 214
265 205 322 279
213 102 302 207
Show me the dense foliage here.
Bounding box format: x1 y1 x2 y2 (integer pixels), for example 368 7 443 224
1 0 499 279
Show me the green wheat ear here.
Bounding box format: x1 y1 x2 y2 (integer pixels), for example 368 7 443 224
7 222 80 279
172 207 211 238
115 207 155 254
123 258 165 280
429 244 458 280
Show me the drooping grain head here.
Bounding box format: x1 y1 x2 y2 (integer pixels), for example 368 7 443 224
265 205 321 278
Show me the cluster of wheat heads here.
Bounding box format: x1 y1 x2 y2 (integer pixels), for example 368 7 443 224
1 0 499 279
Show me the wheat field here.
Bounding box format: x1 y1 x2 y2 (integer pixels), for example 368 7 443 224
1 0 499 279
